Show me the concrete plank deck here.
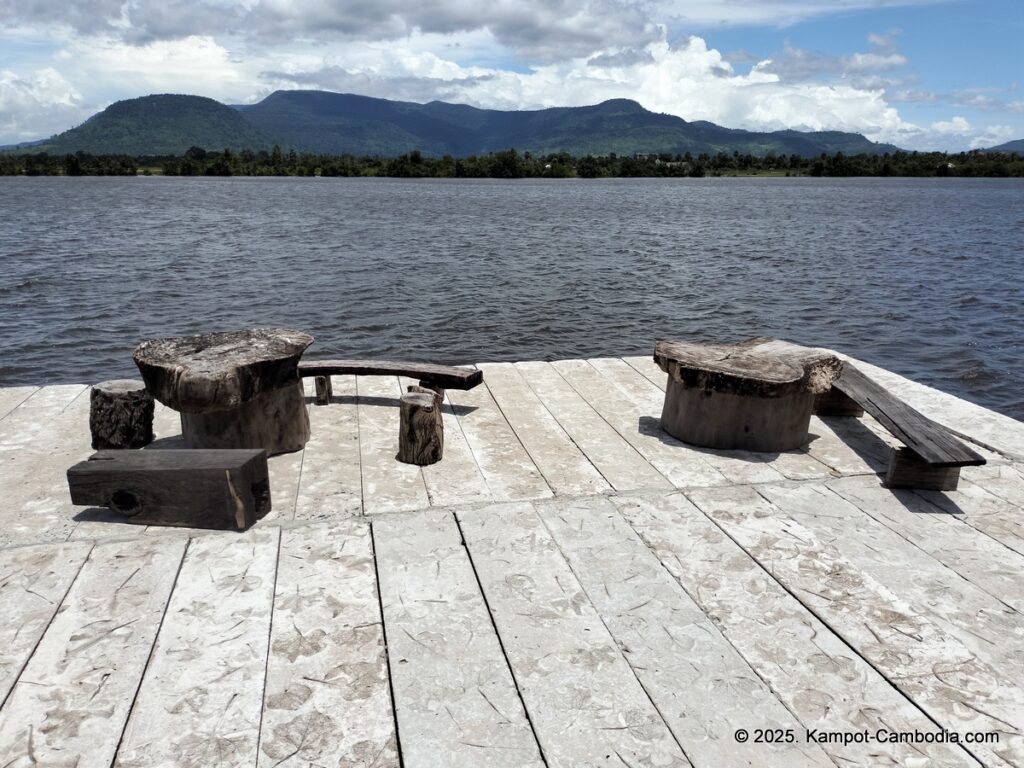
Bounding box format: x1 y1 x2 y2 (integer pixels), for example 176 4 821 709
0 353 1021 767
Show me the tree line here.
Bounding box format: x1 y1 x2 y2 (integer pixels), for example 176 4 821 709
2 145 1022 178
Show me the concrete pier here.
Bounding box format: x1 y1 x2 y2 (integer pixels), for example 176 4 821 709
0 353 1021 766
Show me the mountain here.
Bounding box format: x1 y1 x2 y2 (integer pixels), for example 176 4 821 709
17 95 275 155
984 138 1024 153
8 90 900 158
238 91 898 157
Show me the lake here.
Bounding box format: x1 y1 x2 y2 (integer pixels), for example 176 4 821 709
1 176 1021 419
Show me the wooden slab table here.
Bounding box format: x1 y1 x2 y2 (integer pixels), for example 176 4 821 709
134 328 313 455
654 337 842 452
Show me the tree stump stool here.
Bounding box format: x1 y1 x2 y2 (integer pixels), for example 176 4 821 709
654 337 842 452
90 379 154 449
397 385 444 465
133 328 314 456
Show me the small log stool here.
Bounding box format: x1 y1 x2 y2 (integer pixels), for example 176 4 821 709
397 385 444 465
655 337 842 452
133 328 313 456
90 379 154 449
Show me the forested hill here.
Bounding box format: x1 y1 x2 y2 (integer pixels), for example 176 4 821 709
7 90 901 158
11 95 275 155
985 138 1024 153
237 91 899 157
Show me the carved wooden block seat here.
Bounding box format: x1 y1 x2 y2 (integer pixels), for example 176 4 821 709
134 328 313 455
813 362 985 490
654 337 842 452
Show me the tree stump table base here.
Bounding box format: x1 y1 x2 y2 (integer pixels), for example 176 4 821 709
134 328 313 456
655 337 843 453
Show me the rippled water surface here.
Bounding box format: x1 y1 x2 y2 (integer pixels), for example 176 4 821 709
1 176 1022 419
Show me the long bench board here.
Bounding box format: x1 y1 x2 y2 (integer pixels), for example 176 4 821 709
299 360 483 390
827 364 985 467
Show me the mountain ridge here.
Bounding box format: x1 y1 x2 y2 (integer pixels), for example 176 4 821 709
6 91 902 157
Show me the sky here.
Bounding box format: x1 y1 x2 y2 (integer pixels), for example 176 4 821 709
0 0 1021 150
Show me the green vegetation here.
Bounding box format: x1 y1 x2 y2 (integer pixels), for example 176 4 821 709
10 95 274 156
3 146 1022 178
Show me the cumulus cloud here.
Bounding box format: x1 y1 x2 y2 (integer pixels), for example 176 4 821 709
931 115 971 134
0 67 89 142
754 32 908 83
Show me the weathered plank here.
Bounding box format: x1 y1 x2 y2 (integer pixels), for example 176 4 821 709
457 501 690 767
398 376 491 508
614 491 979 767
550 358 729 488
0 541 93 706
357 376 430 514
539 496 832 767
375 511 543 767
259 522 398 767
0 386 38 422
0 537 186 766
446 371 553 503
622 355 668 390
829 474 1024 612
515 360 672 492
690 483 1023 766
265 440 306 521
805 414 889 475
294 375 363 521
299 359 483 390
920 474 1024 556
115 528 279 767
0 383 88 453
476 363 610 496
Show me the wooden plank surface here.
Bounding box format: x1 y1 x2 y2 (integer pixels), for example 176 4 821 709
829 474 1024 612
294 375 363 521
357 376 430 514
115 529 279 767
458 501 691 767
0 541 93 706
259 522 398 767
690 484 1024 766
446 371 553 503
539 496 832 768
515 360 672 492
398 376 492 508
551 358 729 488
0 537 186 767
375 511 544 767
614 491 978 767
0 386 38 422
920 474 1024 556
476 363 610 497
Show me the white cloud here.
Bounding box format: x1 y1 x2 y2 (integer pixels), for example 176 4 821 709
0 67 88 142
930 115 971 134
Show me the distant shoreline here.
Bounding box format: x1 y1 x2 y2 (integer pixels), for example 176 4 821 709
2 147 1022 179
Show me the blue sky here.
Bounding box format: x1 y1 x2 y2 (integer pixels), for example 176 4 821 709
0 0 1021 150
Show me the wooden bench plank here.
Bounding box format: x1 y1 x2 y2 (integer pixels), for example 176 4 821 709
829 475 1024 612
0 541 93 706
294 375 363 521
457 501 690 768
259 522 398 767
446 372 553 503
515 361 672 492
115 529 279 767
300 360 483 390
693 483 1023 766
614 491 976 767
0 537 186 766
375 511 544 767
832 364 985 467
476 363 610 497
357 376 430 514
539 496 832 768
